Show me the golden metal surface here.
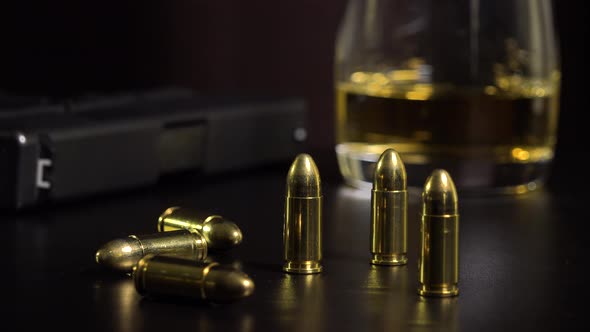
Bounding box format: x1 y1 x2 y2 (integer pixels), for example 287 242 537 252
95 230 207 272
418 169 459 297
158 207 242 250
133 255 254 303
283 154 323 274
370 149 408 265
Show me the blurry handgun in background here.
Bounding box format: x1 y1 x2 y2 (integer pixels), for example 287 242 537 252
0 88 306 210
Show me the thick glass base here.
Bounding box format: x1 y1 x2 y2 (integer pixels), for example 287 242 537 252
336 144 551 194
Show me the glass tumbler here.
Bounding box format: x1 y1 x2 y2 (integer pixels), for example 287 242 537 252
334 0 560 194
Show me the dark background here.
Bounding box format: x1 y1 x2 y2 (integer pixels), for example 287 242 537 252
0 1 587 187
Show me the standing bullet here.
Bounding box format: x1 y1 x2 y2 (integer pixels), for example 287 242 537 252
418 169 459 297
370 148 408 266
133 255 255 303
283 154 322 274
158 207 243 250
95 230 207 272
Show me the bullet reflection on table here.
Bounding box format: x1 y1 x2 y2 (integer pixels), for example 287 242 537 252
363 265 410 330
277 274 324 332
195 313 255 332
409 297 459 332
93 278 141 332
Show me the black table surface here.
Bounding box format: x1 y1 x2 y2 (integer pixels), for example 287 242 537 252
10 152 584 331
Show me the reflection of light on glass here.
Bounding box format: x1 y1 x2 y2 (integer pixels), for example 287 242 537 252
336 185 371 201
533 87 546 97
512 147 530 161
514 184 529 195
351 72 369 84
406 91 424 100
367 82 384 95
371 73 389 85
484 86 497 95
390 69 419 81
122 246 132 253
202 225 211 233
18 134 27 144
527 182 537 191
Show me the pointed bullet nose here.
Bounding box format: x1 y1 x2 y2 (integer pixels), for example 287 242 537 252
373 149 406 191
286 154 321 197
204 267 255 302
241 275 255 298
95 238 143 272
204 218 243 249
422 169 458 215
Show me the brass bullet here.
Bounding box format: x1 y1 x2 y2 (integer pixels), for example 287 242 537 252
158 207 242 250
95 230 207 272
370 148 408 266
133 255 255 303
418 169 459 297
283 154 322 274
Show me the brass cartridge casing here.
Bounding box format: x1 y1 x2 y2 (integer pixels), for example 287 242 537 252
95 230 207 272
418 169 459 297
370 148 408 265
158 207 242 250
133 255 255 303
283 154 323 274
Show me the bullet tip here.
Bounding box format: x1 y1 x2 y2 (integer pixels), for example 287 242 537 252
204 267 256 302
202 218 243 249
95 238 142 272
242 276 255 297
373 148 406 191
286 154 321 197
423 169 458 215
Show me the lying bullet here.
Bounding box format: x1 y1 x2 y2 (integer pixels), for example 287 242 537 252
370 148 408 265
133 255 255 303
95 230 207 272
283 154 323 274
418 169 459 297
158 207 242 250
